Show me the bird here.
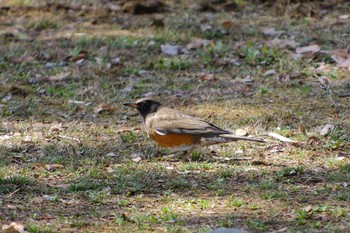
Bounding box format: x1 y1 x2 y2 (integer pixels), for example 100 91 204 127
123 98 264 152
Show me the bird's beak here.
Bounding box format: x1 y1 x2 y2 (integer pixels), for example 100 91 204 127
123 102 137 108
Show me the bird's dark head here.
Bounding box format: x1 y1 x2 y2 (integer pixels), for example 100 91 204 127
123 98 162 118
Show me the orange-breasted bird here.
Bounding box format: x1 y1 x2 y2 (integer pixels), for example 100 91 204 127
123 98 264 152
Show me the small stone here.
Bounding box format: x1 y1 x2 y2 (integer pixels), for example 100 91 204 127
106 152 119 158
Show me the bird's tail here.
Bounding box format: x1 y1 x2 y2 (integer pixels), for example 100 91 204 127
219 134 265 143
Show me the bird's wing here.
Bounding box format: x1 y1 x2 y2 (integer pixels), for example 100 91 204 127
150 107 230 135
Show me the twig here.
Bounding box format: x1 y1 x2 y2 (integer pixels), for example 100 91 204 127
7 188 21 197
268 132 296 143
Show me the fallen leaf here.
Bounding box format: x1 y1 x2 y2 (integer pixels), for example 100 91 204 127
338 58 350 69
303 205 313 212
49 123 66 132
70 50 88 62
32 163 46 169
321 49 349 64
132 156 142 163
320 124 334 136
262 27 285 37
45 164 64 171
196 73 218 82
161 44 181 55
296 44 320 54
48 72 70 82
213 57 239 67
93 103 115 114
10 54 34 64
187 38 210 50
266 38 297 49
221 20 234 29
2 222 29 233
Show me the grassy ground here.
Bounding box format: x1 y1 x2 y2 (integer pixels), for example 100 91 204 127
1 0 350 232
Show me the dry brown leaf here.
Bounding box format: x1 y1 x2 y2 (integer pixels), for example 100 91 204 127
296 44 320 54
45 164 64 170
196 73 218 82
213 58 239 67
48 72 70 82
338 58 350 69
187 38 210 50
221 20 234 29
325 49 349 59
321 49 349 64
49 123 66 132
303 205 313 212
93 103 115 114
266 38 297 49
70 50 88 62
10 54 34 64
2 222 29 233
262 27 285 37
32 163 46 169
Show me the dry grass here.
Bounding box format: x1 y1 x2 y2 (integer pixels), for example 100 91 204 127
1 0 350 232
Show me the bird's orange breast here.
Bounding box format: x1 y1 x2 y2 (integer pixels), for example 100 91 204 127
149 131 197 148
